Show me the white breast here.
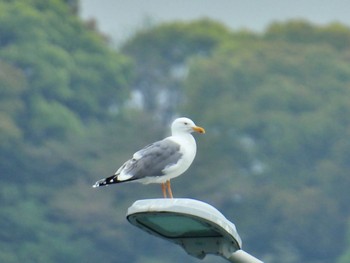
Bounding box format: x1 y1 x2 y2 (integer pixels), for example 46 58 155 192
160 134 197 180
136 133 198 184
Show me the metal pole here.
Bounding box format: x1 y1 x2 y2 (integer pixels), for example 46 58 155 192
226 250 264 263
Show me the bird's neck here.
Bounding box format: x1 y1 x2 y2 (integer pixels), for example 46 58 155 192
172 130 192 138
171 132 196 145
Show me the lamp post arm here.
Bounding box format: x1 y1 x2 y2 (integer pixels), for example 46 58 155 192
226 250 264 263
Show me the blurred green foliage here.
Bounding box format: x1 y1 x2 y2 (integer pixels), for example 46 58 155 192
1 1 350 263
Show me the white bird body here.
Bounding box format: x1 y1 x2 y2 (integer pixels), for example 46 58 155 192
140 133 197 184
92 117 205 198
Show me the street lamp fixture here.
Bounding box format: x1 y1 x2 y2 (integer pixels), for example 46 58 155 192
127 198 263 263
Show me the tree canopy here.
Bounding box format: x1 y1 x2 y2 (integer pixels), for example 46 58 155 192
1 1 350 263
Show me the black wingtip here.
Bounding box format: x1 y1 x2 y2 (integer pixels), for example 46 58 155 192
92 175 119 188
92 179 106 188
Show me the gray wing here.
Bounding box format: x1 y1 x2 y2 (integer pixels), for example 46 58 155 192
118 138 183 180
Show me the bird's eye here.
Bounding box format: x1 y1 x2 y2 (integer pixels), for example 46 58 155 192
184 122 188 125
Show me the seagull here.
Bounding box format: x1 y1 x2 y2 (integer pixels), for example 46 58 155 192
92 117 205 198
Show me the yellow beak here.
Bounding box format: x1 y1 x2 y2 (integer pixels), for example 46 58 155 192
192 126 206 134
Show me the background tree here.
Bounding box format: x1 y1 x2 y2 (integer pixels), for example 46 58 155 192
182 27 350 263
121 19 232 122
0 1 138 262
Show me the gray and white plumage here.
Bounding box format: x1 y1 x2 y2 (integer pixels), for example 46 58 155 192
92 117 205 197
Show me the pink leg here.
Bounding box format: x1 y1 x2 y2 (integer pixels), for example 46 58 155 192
166 180 173 198
161 183 167 198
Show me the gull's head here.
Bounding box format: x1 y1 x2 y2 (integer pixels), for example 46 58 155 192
171 117 205 135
